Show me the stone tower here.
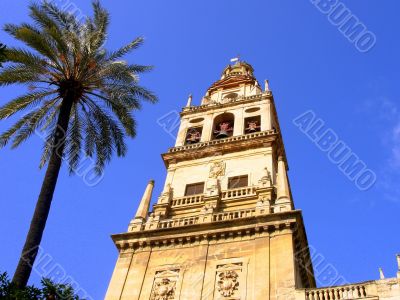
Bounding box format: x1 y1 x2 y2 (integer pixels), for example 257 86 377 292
106 61 400 300
105 61 316 300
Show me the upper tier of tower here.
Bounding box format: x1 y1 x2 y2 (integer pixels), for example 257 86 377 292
172 61 279 153
202 61 262 105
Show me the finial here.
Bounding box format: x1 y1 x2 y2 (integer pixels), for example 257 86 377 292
134 179 155 220
186 94 193 107
265 79 270 92
379 267 385 279
230 56 240 64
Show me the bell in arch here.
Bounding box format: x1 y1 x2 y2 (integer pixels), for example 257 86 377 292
215 122 233 139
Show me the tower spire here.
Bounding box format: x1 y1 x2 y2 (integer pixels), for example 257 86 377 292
134 179 154 220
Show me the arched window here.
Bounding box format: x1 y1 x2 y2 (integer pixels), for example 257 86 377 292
212 112 235 140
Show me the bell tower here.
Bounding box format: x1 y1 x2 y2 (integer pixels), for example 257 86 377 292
105 61 316 300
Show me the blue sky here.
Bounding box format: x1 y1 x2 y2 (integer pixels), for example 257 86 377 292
0 0 399 298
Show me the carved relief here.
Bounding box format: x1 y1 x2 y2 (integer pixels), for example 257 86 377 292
150 269 179 300
256 195 271 214
258 167 271 187
201 202 215 214
215 263 242 299
209 161 226 178
158 184 173 204
217 270 239 297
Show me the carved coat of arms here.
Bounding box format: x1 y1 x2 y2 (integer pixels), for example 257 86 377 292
150 278 176 300
209 161 225 178
217 270 239 297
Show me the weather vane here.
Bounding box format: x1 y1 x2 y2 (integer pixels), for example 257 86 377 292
230 54 240 64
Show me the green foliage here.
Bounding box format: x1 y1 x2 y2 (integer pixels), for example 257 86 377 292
0 272 81 299
0 1 157 175
0 43 6 67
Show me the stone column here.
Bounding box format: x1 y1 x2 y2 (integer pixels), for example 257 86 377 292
275 157 292 212
233 108 244 136
175 118 189 147
261 98 272 131
201 114 214 142
129 180 154 231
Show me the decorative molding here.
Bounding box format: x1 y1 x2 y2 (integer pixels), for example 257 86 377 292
216 263 243 298
114 215 302 253
211 258 248 300
150 269 180 300
209 161 226 178
181 92 272 116
162 130 278 167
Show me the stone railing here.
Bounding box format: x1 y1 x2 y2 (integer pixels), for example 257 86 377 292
181 93 271 115
168 129 276 153
171 195 204 207
221 186 257 200
212 208 256 222
154 208 256 230
157 216 199 229
305 283 369 300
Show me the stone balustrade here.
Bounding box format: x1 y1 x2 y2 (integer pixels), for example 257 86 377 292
212 208 256 222
182 93 265 113
153 208 257 230
168 129 276 153
304 283 369 300
171 195 204 207
157 216 199 229
221 186 257 200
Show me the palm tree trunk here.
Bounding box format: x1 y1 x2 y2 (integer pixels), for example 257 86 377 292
12 96 74 287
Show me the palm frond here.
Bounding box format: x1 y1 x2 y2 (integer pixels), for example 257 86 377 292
0 91 56 119
85 91 136 137
65 104 82 173
10 99 59 148
0 99 58 148
90 0 109 50
107 37 144 61
5 47 46 68
3 23 61 70
41 1 80 32
0 65 47 86
39 125 56 168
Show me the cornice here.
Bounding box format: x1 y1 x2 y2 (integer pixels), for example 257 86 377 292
112 210 305 251
180 92 272 117
162 130 279 167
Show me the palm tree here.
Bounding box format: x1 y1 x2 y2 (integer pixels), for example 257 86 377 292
0 1 157 287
